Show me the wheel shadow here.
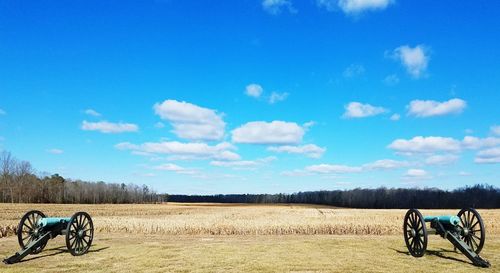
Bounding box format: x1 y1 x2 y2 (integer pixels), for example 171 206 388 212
391 247 471 265
18 246 109 263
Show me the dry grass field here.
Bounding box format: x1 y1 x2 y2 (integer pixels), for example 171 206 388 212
0 203 499 272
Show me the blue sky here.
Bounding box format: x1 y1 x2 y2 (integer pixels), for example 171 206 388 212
0 0 499 194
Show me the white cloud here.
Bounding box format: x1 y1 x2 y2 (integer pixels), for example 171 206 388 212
343 64 365 78
491 125 500 136
390 113 400 121
153 100 225 141
462 136 500 150
407 98 466 117
81 120 138 134
392 45 429 78
303 121 316 129
475 147 500 164
153 163 185 172
154 122 165 129
116 141 240 161
84 109 101 117
343 102 388 118
269 92 289 104
245 84 263 98
47 149 64 155
152 163 198 175
281 169 312 177
0 109 6 115
268 144 326 158
388 136 462 154
383 74 400 86
404 168 429 179
305 164 362 174
210 156 276 169
231 121 304 145
424 154 459 165
262 0 296 15
317 0 393 14
363 159 409 170
458 171 471 176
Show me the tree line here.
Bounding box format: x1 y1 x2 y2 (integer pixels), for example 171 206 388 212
0 151 162 204
2 150 499 208
168 184 500 209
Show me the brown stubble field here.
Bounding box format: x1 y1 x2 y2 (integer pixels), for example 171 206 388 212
0 203 499 272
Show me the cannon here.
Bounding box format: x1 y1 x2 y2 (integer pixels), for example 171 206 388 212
403 208 490 268
3 210 94 264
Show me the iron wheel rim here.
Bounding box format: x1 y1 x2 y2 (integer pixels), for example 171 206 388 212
457 208 485 254
17 210 47 255
403 208 427 257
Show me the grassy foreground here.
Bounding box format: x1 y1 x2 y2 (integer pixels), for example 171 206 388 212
0 234 498 273
0 203 498 272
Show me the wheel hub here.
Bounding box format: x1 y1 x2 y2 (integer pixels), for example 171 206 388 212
463 227 469 236
77 230 85 238
410 228 416 238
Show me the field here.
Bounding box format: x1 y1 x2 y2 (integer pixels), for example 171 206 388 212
0 203 499 272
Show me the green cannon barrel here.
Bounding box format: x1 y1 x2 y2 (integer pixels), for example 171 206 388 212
423 215 460 226
37 217 71 228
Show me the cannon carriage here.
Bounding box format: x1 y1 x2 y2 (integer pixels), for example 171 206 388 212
3 210 94 264
403 207 490 267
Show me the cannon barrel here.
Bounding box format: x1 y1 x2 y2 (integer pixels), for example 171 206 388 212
38 217 71 228
423 215 460 226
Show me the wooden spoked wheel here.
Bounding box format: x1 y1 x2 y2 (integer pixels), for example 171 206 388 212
403 208 428 257
17 210 47 254
457 208 485 254
65 212 94 256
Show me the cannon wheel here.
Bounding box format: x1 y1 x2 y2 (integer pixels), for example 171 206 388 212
403 208 427 257
66 212 94 256
457 208 485 254
17 210 48 255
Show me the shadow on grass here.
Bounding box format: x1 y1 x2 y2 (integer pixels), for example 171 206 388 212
391 247 471 265
18 246 109 263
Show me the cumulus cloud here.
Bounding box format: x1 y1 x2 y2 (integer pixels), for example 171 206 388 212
475 147 500 164
343 64 365 78
343 102 388 118
424 154 459 165
154 122 165 129
232 121 305 145
391 45 429 78
407 98 466 117
115 141 240 161
462 136 500 150
262 0 296 15
268 144 326 158
383 74 400 86
84 109 101 117
390 114 401 121
317 0 393 14
245 84 263 98
269 92 289 104
363 159 409 170
47 149 64 155
404 168 430 179
491 125 500 136
388 136 462 154
210 156 276 169
153 100 225 141
152 163 198 175
281 169 312 177
305 164 362 174
81 120 138 134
